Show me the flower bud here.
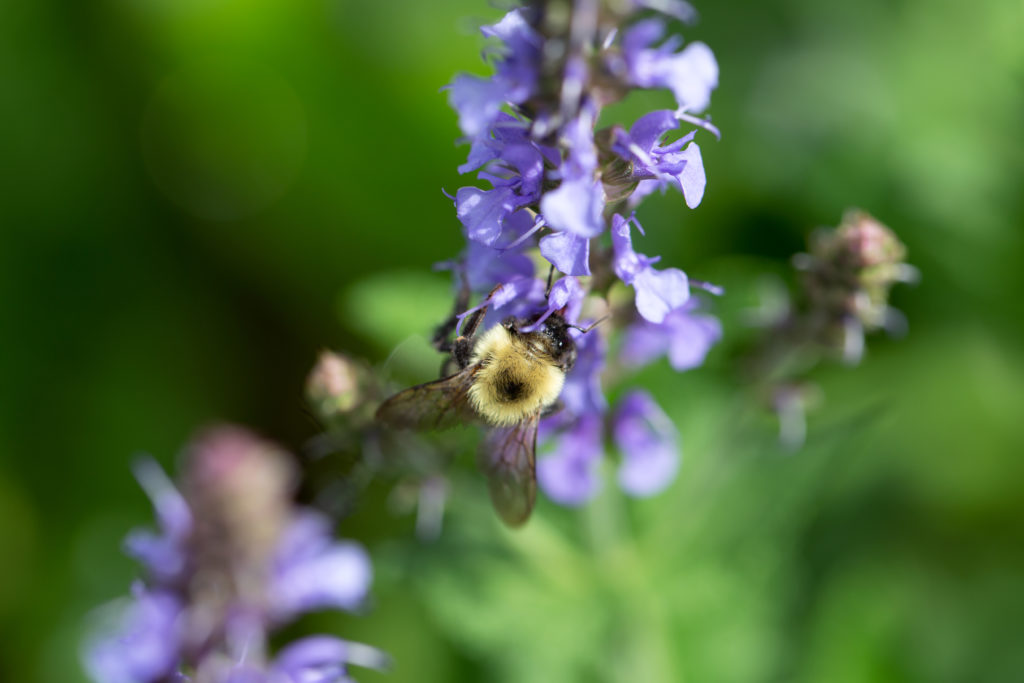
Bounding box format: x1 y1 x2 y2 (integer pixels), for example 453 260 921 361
798 210 913 347
306 350 363 419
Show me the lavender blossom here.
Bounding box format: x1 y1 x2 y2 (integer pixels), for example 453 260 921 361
745 211 915 448
84 426 386 683
439 0 723 507
622 299 722 371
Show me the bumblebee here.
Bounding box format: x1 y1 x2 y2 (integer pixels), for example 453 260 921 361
376 287 592 526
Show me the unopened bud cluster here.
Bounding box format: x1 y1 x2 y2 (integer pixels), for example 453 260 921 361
795 210 916 360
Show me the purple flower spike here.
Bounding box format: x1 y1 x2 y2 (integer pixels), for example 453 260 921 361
622 299 721 370
537 414 604 505
614 391 680 496
84 587 183 683
612 214 690 323
439 2 724 510
271 512 372 620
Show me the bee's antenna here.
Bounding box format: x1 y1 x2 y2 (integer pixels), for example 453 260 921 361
544 264 556 298
568 315 609 334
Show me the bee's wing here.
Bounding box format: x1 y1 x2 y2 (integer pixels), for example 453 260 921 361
478 413 539 527
375 365 481 431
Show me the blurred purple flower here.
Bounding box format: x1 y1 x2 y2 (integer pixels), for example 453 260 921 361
270 512 372 620
538 414 604 505
622 299 721 370
85 428 384 683
123 459 192 585
559 326 607 416
614 391 680 496
271 636 390 683
84 586 182 683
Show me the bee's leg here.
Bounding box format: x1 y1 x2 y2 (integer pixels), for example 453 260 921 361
450 284 504 369
432 277 472 354
452 305 486 370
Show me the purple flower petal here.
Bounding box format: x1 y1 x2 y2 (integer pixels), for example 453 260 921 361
271 513 372 620
667 310 720 369
614 112 707 208
620 321 670 367
675 140 705 208
664 42 718 113
629 0 697 23
613 391 680 497
610 213 650 284
627 179 663 208
84 588 183 683
448 75 508 138
499 143 545 200
449 10 540 137
626 110 679 154
539 230 591 275
125 459 191 584
612 214 690 323
122 531 187 586
540 176 605 237
465 242 535 292
456 186 516 245
273 636 389 683
634 266 690 324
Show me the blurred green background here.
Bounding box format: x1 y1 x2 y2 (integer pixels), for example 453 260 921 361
2 0 1023 681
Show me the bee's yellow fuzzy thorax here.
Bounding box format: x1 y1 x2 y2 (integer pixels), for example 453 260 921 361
467 325 565 426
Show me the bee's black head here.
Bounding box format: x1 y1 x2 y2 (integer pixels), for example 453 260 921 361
504 312 577 372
